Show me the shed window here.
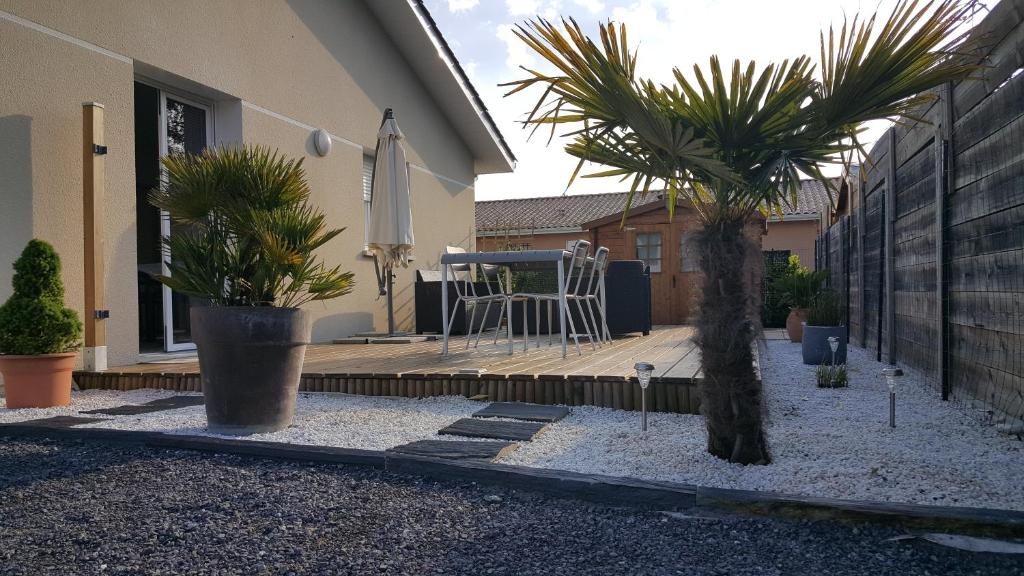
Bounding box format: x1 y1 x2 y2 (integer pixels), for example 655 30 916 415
635 232 662 273
680 232 699 272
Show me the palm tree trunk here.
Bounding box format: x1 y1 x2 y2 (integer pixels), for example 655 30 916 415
694 216 770 465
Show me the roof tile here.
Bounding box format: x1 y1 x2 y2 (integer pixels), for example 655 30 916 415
476 179 836 231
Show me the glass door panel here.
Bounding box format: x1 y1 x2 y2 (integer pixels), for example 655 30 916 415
160 94 210 351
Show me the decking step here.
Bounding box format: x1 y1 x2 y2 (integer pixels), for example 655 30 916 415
81 395 204 416
387 439 516 462
439 418 547 441
472 402 570 423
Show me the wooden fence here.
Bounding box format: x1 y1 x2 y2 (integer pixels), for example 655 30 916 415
816 0 1024 430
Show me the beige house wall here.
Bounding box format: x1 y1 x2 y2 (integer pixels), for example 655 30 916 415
0 1 481 366
762 218 821 270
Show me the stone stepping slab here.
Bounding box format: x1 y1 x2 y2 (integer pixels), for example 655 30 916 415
472 402 570 423
11 415 109 428
387 439 516 462
439 418 547 441
80 395 204 416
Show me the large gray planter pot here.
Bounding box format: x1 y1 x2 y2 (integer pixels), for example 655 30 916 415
801 324 848 365
191 306 311 435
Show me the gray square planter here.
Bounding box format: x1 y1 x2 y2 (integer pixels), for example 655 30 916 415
801 325 848 365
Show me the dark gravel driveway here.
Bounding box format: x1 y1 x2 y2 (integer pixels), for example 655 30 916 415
0 437 1020 576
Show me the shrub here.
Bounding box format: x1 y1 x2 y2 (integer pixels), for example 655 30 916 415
807 290 843 327
0 240 82 355
150 146 354 307
770 255 828 310
816 363 848 388
761 253 798 328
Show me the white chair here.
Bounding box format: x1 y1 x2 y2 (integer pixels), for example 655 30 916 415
443 246 510 350
569 246 610 347
513 240 592 355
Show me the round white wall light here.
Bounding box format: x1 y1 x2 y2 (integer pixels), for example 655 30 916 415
313 129 332 157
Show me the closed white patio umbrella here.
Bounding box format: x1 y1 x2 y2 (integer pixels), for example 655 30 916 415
368 108 414 336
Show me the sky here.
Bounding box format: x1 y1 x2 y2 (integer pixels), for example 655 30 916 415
420 0 971 200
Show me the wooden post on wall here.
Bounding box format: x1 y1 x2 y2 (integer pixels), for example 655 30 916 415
884 130 897 365
937 82 953 400
83 102 107 371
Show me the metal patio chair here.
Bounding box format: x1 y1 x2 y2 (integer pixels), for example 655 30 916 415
513 239 593 355
443 246 510 350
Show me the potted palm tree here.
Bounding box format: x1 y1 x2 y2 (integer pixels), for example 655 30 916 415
151 146 354 434
0 240 83 408
802 290 847 365
502 0 974 463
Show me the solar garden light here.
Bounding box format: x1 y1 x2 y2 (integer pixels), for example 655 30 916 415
883 368 903 428
827 336 840 386
634 362 654 432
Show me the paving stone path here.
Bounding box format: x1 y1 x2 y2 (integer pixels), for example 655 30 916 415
392 401 571 463
80 395 205 416
14 396 569 465
439 418 547 441
12 396 206 428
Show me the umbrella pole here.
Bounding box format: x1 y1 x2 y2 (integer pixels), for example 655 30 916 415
386 264 396 336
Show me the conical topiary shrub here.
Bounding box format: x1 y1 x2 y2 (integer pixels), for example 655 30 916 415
0 239 82 408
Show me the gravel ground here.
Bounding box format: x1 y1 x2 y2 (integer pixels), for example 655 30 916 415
1 437 1021 576
503 340 1024 510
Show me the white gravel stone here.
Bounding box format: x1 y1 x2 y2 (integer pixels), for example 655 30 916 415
74 392 483 451
503 340 1024 511
0 389 177 423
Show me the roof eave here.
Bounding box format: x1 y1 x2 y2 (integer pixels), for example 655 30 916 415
367 0 516 174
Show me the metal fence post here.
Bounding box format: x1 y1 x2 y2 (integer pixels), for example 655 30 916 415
884 130 897 365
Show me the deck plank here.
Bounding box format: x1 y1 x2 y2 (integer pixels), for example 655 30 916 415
103 326 701 381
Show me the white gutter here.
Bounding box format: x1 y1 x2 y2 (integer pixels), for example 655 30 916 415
767 213 822 222
477 226 583 236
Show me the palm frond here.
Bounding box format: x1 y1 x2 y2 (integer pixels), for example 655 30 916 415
502 0 976 224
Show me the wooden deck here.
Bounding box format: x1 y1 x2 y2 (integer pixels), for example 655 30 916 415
75 326 703 413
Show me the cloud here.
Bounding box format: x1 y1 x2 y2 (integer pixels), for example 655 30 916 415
447 0 479 12
506 0 542 15
571 0 605 13
506 0 563 19
496 23 536 71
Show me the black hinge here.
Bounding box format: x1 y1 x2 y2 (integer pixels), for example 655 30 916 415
93 144 108 155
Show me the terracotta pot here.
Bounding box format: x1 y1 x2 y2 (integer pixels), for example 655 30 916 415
0 352 77 408
785 308 809 342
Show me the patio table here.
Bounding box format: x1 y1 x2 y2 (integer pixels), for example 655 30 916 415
440 249 574 357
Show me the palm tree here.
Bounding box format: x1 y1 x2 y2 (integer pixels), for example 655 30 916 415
502 0 975 464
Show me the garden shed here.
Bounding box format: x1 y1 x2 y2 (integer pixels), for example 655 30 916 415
582 199 765 325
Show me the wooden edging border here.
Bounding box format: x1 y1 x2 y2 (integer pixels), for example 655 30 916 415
2 423 1022 537
72 371 703 414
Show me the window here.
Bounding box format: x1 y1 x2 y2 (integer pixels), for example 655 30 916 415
362 154 374 255
635 232 662 272
680 232 699 272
